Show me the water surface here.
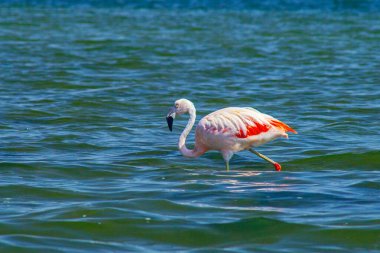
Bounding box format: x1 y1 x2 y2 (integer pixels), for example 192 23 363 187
1 4 380 252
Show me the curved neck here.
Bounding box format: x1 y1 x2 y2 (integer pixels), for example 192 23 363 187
178 108 202 158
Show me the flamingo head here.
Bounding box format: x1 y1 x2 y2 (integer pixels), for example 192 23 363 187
166 98 195 131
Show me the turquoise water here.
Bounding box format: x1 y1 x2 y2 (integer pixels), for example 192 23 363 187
1 3 380 252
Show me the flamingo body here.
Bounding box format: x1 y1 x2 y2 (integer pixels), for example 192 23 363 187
196 107 295 151
166 99 296 171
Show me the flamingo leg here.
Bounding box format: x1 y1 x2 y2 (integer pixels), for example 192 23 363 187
225 161 230 172
221 150 233 172
248 149 281 171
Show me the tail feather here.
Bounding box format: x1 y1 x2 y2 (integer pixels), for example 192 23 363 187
270 119 297 134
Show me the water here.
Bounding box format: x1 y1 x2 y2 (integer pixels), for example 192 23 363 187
1 2 380 252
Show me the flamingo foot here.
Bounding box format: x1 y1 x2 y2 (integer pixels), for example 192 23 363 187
274 163 281 172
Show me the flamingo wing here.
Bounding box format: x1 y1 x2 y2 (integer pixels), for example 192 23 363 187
198 107 296 139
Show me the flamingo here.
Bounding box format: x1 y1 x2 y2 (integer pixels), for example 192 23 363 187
166 98 297 171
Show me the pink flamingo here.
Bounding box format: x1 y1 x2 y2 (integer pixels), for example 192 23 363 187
166 98 297 171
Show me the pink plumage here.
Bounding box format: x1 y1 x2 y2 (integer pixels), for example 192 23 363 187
166 99 297 171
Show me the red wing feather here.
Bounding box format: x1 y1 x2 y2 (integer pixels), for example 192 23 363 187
235 121 270 138
269 119 297 134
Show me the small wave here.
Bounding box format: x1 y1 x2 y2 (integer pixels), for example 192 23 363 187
288 151 380 170
2 0 380 11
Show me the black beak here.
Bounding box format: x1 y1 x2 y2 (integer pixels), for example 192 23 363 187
166 116 173 132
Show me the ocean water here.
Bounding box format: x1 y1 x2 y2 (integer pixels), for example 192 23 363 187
1 2 380 252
